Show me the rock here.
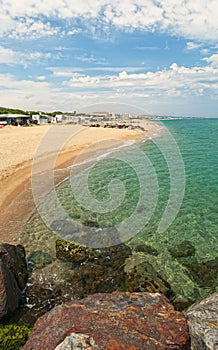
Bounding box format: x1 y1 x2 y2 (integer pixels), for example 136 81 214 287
56 239 131 298
27 251 53 271
25 260 75 320
0 244 28 320
184 258 218 290
0 260 22 319
124 252 172 297
55 333 97 350
168 241 196 258
0 243 28 290
133 243 159 255
22 292 190 350
187 292 218 350
56 239 131 266
50 220 78 237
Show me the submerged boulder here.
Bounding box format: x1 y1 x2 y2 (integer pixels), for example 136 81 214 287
0 243 28 320
168 241 196 258
56 239 131 297
55 239 173 299
23 292 190 350
187 292 218 350
124 252 172 297
27 251 54 271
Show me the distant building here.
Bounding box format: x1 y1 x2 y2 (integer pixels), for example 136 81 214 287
31 114 50 124
93 111 110 117
0 114 30 125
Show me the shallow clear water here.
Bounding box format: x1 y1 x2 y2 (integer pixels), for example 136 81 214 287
22 118 218 305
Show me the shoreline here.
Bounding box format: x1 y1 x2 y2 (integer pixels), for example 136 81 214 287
0 121 159 245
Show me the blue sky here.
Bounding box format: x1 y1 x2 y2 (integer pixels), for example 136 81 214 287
0 0 217 116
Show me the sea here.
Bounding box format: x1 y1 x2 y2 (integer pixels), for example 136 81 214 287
21 118 218 307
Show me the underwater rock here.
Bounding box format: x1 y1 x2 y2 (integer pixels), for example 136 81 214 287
133 243 159 255
82 220 99 228
187 292 218 350
124 252 172 297
56 239 131 265
0 243 28 320
56 239 131 298
50 220 78 237
168 240 196 258
23 292 190 350
27 251 53 271
186 257 218 289
126 249 201 311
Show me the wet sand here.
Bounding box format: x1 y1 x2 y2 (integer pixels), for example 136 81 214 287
0 122 158 244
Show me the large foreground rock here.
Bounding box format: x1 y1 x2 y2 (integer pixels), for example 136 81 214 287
23 292 190 350
187 292 218 350
0 243 28 320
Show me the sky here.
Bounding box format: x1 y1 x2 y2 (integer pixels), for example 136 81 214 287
0 0 218 116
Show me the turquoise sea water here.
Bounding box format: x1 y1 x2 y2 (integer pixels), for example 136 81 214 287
22 118 218 307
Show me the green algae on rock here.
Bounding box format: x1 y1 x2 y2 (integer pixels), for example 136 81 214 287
0 324 32 350
27 251 54 271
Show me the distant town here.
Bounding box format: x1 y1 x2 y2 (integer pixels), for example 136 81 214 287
0 106 208 127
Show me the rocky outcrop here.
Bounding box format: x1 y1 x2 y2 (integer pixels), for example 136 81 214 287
187 292 218 350
22 292 190 350
0 243 28 320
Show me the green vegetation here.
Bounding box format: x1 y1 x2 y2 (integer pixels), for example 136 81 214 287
0 107 29 115
0 106 64 116
0 324 32 349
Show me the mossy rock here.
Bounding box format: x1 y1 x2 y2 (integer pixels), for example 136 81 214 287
27 251 53 271
182 257 218 289
124 252 172 298
0 324 32 350
82 220 99 228
168 240 196 258
133 244 159 256
55 239 132 299
56 239 131 265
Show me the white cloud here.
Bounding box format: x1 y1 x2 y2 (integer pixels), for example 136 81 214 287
0 45 53 67
0 46 17 64
203 53 218 67
0 62 217 115
185 42 202 51
0 0 217 41
37 76 46 81
0 73 104 112
10 18 60 39
48 66 145 78
67 29 81 36
62 63 218 99
75 55 108 65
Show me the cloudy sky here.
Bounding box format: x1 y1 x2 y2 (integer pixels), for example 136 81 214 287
0 0 217 116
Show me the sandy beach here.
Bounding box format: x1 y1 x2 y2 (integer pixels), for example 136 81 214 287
0 121 158 244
